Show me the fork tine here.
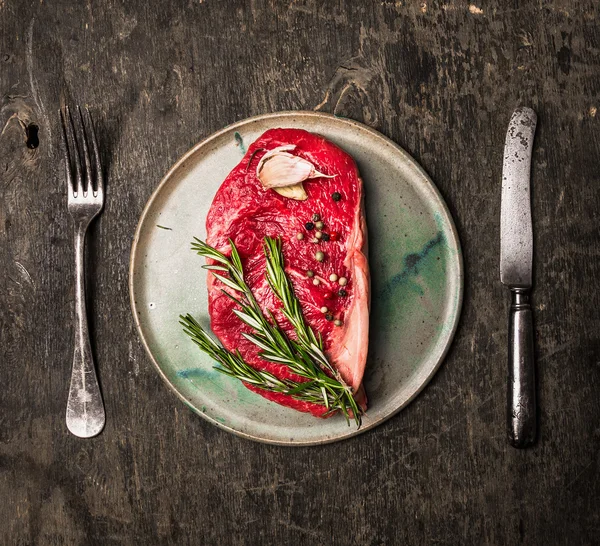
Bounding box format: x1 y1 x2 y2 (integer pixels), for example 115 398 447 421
65 106 84 196
76 106 94 194
83 107 103 195
59 109 74 193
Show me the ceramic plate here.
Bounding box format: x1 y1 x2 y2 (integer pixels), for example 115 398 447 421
130 111 463 445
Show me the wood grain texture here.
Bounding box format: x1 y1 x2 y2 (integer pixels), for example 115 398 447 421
1 0 599 544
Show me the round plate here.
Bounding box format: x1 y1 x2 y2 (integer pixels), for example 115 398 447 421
130 111 463 446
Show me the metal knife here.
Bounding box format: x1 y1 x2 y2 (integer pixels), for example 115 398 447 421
500 107 537 448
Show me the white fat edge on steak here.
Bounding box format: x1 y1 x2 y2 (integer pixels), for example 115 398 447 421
326 180 370 403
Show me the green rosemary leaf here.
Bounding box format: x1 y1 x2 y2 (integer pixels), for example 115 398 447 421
320 386 330 409
202 264 229 272
228 238 244 272
232 309 264 332
240 333 271 352
211 272 246 293
284 380 318 395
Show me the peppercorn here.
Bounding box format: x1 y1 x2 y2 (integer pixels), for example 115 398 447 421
329 231 340 241
329 273 339 282
323 291 333 300
320 306 328 313
321 233 330 242
315 221 324 230
305 222 315 231
306 270 314 278
334 319 343 327
338 289 347 297
315 251 325 262
325 312 334 321
312 278 320 286
312 213 321 222
296 232 304 240
338 276 348 286
315 231 323 239
332 192 341 202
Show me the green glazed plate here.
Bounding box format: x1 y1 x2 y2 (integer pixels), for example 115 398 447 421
129 111 463 445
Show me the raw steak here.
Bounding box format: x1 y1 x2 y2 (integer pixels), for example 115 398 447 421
205 128 369 417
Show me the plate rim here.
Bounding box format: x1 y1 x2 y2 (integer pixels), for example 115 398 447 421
129 110 464 446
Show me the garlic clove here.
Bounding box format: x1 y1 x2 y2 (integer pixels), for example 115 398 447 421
256 145 336 201
256 145 298 186
258 152 314 189
273 183 308 200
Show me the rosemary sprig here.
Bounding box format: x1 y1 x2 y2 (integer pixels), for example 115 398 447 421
180 237 361 426
263 237 341 381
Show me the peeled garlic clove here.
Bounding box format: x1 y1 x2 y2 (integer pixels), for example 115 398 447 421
273 183 308 200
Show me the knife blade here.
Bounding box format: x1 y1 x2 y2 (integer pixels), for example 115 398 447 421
500 106 537 448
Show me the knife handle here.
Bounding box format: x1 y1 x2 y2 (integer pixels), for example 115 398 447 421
507 289 536 448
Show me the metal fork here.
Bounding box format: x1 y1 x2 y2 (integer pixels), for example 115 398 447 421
59 106 106 438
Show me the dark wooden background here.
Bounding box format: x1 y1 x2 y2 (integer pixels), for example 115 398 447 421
1 1 599 544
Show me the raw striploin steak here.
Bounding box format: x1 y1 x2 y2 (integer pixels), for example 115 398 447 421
205 128 369 416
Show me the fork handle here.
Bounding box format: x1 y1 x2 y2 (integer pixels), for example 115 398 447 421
66 221 105 438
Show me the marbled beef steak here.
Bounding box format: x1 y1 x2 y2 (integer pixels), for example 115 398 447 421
205 128 369 416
